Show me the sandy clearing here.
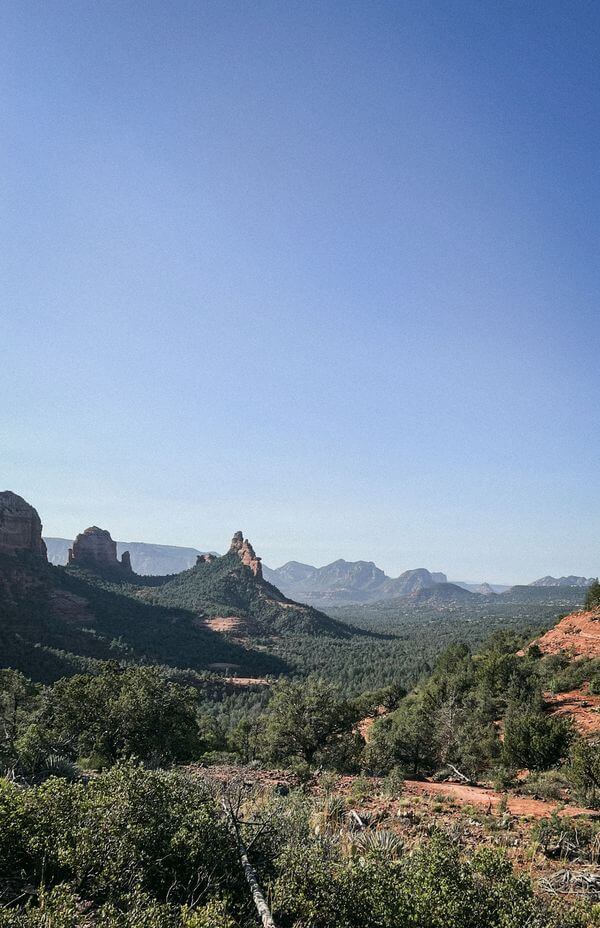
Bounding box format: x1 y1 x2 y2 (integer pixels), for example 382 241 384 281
203 616 243 632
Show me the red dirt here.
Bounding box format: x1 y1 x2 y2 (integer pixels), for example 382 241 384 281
192 765 597 820
545 685 600 736
402 779 594 819
224 676 270 687
526 609 600 659
203 615 242 632
358 707 386 741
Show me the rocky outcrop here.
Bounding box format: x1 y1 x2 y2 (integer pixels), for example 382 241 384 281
229 531 244 554
524 609 600 659
239 539 262 578
229 531 262 578
68 526 133 576
0 491 47 559
196 553 216 565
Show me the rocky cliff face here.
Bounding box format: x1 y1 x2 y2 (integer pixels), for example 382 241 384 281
0 491 47 559
228 531 262 578
68 526 133 576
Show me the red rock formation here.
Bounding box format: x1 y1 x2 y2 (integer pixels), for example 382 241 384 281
0 491 47 559
68 526 133 576
239 538 262 578
228 531 262 578
229 531 244 554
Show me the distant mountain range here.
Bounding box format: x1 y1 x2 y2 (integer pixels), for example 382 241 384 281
2 493 360 684
529 575 596 588
262 561 450 605
264 563 594 605
44 537 596 606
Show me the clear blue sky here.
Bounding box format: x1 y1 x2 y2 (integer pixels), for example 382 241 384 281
2 1 599 582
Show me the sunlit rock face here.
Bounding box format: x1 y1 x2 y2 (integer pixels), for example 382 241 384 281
0 491 47 559
228 531 262 578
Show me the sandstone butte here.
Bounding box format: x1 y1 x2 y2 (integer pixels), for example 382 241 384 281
0 490 47 559
68 525 133 576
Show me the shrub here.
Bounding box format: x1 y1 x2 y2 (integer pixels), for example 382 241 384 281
503 709 573 770
523 769 568 801
568 738 600 809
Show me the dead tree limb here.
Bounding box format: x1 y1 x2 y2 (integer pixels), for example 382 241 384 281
348 809 366 830
221 798 278 928
447 763 472 784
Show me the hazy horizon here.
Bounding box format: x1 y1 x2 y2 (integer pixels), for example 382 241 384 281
39 527 593 587
4 2 599 584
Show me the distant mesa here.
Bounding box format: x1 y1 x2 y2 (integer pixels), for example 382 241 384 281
0 491 47 559
68 526 133 577
474 583 497 596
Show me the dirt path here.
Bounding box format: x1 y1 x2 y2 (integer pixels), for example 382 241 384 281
403 779 595 818
192 765 597 820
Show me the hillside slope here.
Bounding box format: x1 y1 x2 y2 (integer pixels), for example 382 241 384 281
0 495 288 681
527 608 600 658
149 534 354 637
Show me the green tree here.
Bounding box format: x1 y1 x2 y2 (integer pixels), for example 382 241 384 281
17 665 202 769
366 696 437 776
502 708 572 770
568 738 600 808
0 669 38 771
585 578 600 610
263 678 360 768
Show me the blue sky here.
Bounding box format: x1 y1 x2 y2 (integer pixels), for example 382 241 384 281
2 1 599 582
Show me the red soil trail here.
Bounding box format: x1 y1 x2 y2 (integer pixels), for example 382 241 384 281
400 780 596 819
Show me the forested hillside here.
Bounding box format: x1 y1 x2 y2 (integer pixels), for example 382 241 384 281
2 492 600 926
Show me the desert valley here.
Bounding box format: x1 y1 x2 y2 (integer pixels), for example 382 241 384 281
1 489 599 927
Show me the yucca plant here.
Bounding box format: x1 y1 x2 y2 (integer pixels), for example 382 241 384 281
354 829 403 859
43 754 79 780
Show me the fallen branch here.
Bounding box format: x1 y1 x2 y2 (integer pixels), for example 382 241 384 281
447 764 472 785
348 809 366 829
221 798 278 928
